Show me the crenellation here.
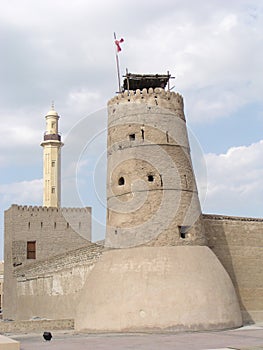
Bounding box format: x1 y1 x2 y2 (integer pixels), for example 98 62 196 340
108 88 184 112
7 204 91 214
203 213 263 222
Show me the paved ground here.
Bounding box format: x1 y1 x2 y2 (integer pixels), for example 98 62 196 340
9 325 263 350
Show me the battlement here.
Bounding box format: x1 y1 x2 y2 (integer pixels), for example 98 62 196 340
108 88 184 110
10 204 91 213
203 213 263 222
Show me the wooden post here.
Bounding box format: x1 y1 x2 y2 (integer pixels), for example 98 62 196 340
167 70 170 91
126 68 130 92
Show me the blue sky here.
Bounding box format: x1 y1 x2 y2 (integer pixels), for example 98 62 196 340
0 0 263 260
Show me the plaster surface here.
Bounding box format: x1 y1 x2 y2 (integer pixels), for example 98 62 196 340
75 246 242 332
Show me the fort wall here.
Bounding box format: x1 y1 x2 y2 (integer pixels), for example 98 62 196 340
203 214 263 324
3 204 92 320
12 243 104 320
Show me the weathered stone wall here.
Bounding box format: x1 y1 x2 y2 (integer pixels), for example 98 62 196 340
0 262 3 312
0 319 74 334
3 204 92 320
106 88 206 248
203 214 263 324
11 243 104 320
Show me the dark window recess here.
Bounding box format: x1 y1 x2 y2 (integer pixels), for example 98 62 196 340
160 174 163 187
67 222 69 229
148 175 154 182
179 226 190 239
27 241 36 259
115 230 117 235
184 174 188 188
141 128 145 140
166 131 169 143
129 134 135 141
118 177 125 186
41 222 43 228
54 222 56 229
28 222 30 229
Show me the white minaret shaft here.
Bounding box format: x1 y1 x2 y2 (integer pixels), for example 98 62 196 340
40 105 64 207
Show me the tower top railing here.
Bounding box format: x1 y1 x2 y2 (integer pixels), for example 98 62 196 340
122 71 175 92
43 132 61 141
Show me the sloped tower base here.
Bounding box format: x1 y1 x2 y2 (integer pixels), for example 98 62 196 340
75 246 242 332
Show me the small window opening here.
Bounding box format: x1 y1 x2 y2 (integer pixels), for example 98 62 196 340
160 174 163 187
148 175 154 182
51 187 55 194
141 127 145 140
52 161 55 167
118 177 125 186
166 131 169 143
179 226 190 239
27 241 36 259
129 134 135 141
67 222 69 229
41 222 43 228
54 222 56 229
184 174 188 189
115 230 117 235
28 222 30 229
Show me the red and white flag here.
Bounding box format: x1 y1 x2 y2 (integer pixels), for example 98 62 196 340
115 38 124 53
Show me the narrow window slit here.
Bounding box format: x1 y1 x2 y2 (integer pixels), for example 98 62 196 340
160 174 163 187
166 131 169 143
141 128 145 140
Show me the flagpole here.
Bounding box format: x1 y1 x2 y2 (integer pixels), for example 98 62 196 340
114 32 121 93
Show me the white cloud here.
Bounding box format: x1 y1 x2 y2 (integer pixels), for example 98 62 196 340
0 179 42 205
202 140 263 217
66 89 102 115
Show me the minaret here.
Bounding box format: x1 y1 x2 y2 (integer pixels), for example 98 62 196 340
40 104 63 207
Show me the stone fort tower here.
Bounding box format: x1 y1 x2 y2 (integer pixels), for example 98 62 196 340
75 73 242 332
105 73 206 248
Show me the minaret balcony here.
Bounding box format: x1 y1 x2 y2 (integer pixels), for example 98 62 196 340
43 133 61 141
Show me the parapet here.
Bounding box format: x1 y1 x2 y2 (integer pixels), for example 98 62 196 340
108 88 184 112
9 204 91 213
203 213 263 222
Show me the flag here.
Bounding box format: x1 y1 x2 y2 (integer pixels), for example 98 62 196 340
115 38 124 53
